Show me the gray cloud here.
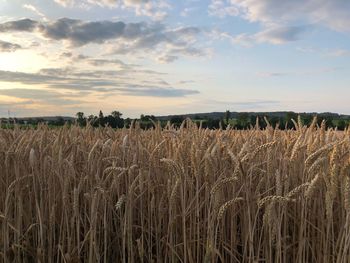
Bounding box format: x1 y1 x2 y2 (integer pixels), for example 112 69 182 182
89 59 126 66
0 69 199 98
0 40 22 52
42 18 127 46
232 25 311 46
60 52 73 58
255 25 310 44
0 18 203 62
177 80 195 85
115 85 198 97
157 55 178 63
64 53 136 68
0 70 65 84
0 18 40 32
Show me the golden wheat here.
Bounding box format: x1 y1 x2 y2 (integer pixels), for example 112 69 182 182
0 119 349 262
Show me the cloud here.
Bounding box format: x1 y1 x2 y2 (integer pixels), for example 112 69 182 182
53 0 169 20
53 0 73 7
60 51 73 58
0 18 40 32
23 4 48 21
209 0 239 18
42 18 127 46
232 25 310 45
0 18 204 62
0 40 22 52
62 53 138 68
157 55 178 63
88 58 130 67
0 88 83 105
254 25 310 44
108 86 199 97
0 68 200 98
257 67 342 78
54 0 151 7
177 80 195 85
210 0 350 33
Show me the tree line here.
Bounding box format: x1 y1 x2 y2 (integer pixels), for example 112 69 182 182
1 110 349 130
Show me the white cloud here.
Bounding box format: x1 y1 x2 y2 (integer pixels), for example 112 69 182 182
23 4 48 21
208 0 239 18
53 0 170 20
53 0 72 7
210 0 350 32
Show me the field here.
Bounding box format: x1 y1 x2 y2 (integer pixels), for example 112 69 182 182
1 118 350 262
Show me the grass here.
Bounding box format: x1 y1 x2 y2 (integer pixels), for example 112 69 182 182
0 118 350 262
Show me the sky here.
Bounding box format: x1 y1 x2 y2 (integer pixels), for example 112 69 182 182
0 0 349 118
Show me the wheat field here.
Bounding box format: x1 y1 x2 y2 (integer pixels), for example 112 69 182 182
1 118 350 262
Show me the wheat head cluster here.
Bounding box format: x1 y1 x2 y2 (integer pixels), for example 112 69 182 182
1 118 350 262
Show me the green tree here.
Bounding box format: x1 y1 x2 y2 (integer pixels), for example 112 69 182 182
76 112 85 126
111 111 122 118
224 110 231 124
98 110 105 126
237 112 249 128
56 117 65 126
337 120 346 130
285 112 298 129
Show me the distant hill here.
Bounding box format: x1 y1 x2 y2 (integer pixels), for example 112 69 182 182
0 116 75 122
157 111 350 120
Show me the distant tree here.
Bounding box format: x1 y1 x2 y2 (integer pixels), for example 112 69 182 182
324 116 335 129
87 115 97 126
208 118 221 129
98 110 105 126
301 114 313 127
35 118 45 125
237 112 249 128
268 116 280 128
105 114 124 129
170 116 184 127
224 110 231 124
148 115 157 121
98 110 104 119
56 117 65 126
337 120 346 130
285 112 298 129
140 114 156 122
88 114 96 121
108 111 124 128
111 111 122 118
124 118 132 128
140 114 146 121
76 112 86 126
